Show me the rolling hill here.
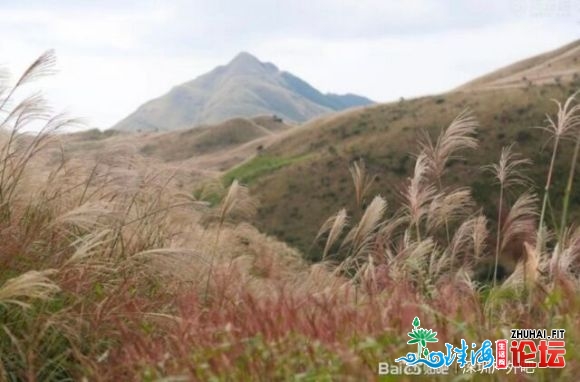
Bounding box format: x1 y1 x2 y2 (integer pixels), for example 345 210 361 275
62 115 292 175
112 52 373 132
457 39 580 91
71 40 580 260
221 40 580 257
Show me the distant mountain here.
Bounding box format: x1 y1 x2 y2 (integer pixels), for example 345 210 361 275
113 52 374 132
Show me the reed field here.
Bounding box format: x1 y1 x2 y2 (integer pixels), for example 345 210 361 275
1 53 580 381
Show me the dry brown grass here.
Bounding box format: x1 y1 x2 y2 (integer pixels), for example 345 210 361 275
1 53 580 381
457 39 580 91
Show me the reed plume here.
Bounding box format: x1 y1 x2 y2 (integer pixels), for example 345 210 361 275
0 270 60 309
204 180 256 301
419 109 479 180
448 214 488 270
315 208 348 260
558 94 580 238
342 196 386 261
485 144 531 286
420 110 479 242
502 242 539 290
402 152 437 241
426 188 474 235
538 92 580 241
349 159 375 210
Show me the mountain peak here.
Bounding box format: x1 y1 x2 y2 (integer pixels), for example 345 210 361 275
232 51 258 61
229 51 262 67
112 53 373 132
226 52 280 75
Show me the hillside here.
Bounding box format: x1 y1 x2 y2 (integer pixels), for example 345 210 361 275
75 41 580 259
57 115 292 191
226 78 580 257
457 39 580 91
112 52 373 132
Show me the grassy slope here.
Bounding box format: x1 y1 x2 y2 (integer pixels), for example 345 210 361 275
63 116 290 164
223 154 311 185
458 39 580 90
230 81 580 257
138 117 288 161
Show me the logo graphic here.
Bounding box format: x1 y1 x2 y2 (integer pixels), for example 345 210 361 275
400 317 439 362
395 316 494 370
389 316 566 375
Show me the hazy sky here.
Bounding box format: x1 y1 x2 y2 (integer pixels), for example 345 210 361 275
1 0 579 130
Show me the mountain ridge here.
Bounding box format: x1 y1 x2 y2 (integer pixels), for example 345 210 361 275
457 38 580 91
112 52 373 132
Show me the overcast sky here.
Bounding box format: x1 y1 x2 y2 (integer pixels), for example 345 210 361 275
1 0 579 130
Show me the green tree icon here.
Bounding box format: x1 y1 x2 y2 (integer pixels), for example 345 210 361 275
407 317 438 359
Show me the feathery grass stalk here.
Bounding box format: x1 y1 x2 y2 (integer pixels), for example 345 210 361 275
0 270 60 308
559 113 580 239
0 51 72 223
78 161 100 205
415 219 422 242
538 93 580 246
315 208 348 260
349 159 375 211
485 145 531 287
420 109 479 244
404 153 436 242
342 195 386 260
538 138 560 243
204 187 234 303
204 180 255 302
437 177 451 243
493 186 504 288
205 221 223 303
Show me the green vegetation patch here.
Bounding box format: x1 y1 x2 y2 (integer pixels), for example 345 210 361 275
192 183 224 207
223 154 311 185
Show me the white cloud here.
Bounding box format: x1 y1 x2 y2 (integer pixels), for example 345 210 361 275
0 1 578 129
0 5 174 52
254 18 578 102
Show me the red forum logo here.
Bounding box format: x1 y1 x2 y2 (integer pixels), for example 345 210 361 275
496 330 566 370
